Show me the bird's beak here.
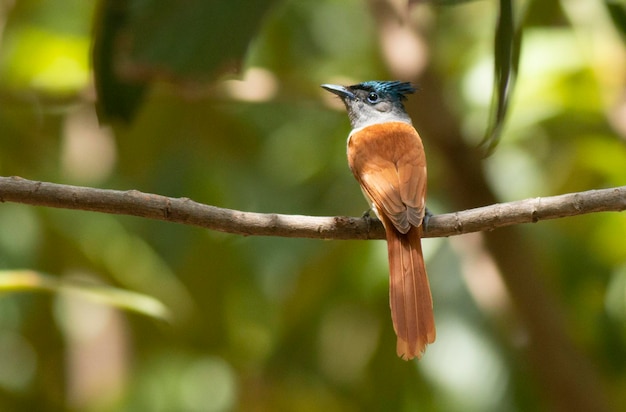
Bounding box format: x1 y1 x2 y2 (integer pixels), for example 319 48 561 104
321 84 355 100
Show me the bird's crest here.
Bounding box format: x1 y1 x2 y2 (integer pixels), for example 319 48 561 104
352 81 416 101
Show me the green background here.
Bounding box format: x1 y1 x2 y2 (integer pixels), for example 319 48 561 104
1 0 626 411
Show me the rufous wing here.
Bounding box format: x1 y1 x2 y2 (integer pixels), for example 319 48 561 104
348 122 427 233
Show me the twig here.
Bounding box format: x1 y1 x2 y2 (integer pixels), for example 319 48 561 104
1 176 624 240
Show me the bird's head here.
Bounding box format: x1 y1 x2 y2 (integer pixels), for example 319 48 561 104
321 81 416 129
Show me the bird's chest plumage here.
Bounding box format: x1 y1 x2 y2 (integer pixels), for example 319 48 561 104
347 121 425 173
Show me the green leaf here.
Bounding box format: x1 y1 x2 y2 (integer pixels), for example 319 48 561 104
126 0 276 77
92 0 148 123
481 0 523 155
605 0 626 43
0 270 172 321
92 0 277 123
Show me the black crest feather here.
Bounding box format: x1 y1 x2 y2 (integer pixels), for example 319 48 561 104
352 81 416 101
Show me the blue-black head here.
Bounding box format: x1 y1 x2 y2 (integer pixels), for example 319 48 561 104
321 80 416 129
351 80 416 103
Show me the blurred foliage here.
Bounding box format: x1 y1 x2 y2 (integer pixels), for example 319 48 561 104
481 0 522 154
1 0 626 411
92 0 278 122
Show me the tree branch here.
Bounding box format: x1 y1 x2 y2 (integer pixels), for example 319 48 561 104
1 176 624 239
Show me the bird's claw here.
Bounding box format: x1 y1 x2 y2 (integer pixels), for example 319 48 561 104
362 209 373 232
423 207 433 231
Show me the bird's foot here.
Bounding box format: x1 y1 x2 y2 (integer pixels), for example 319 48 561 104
362 209 373 232
423 207 433 231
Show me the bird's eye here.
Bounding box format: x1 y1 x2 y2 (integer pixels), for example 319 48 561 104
367 92 379 103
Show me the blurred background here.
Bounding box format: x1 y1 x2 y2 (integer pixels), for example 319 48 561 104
1 0 626 411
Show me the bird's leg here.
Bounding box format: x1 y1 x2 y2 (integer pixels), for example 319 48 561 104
422 207 433 231
362 208 373 233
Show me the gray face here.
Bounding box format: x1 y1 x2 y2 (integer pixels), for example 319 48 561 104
321 84 412 130
342 88 412 130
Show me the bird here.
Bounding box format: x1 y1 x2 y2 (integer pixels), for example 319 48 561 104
321 80 435 360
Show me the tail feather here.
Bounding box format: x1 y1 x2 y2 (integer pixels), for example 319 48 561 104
384 218 435 360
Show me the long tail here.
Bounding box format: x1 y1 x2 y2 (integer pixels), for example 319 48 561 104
384 219 435 360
